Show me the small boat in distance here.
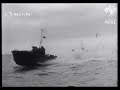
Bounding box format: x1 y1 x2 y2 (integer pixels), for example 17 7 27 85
11 28 57 66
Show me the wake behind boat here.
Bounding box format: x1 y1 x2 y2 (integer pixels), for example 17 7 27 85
11 28 57 66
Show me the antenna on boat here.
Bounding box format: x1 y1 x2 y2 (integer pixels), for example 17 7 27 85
40 28 44 48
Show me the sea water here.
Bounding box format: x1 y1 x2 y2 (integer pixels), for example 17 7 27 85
2 53 117 87
2 36 117 87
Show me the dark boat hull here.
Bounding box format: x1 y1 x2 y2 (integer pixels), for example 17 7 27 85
12 51 57 66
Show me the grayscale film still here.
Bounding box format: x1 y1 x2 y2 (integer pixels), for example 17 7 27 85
2 3 117 87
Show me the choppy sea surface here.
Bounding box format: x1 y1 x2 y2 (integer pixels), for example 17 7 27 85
2 54 117 87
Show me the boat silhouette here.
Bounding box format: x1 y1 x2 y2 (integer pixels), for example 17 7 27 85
11 28 57 66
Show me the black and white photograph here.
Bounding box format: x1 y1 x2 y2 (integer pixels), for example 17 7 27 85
2 3 117 87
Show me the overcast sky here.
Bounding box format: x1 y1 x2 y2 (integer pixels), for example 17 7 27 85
2 3 117 55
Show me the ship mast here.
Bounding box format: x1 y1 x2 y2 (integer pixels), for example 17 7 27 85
40 28 44 47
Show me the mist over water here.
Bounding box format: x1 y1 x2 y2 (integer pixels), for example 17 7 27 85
45 34 117 60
